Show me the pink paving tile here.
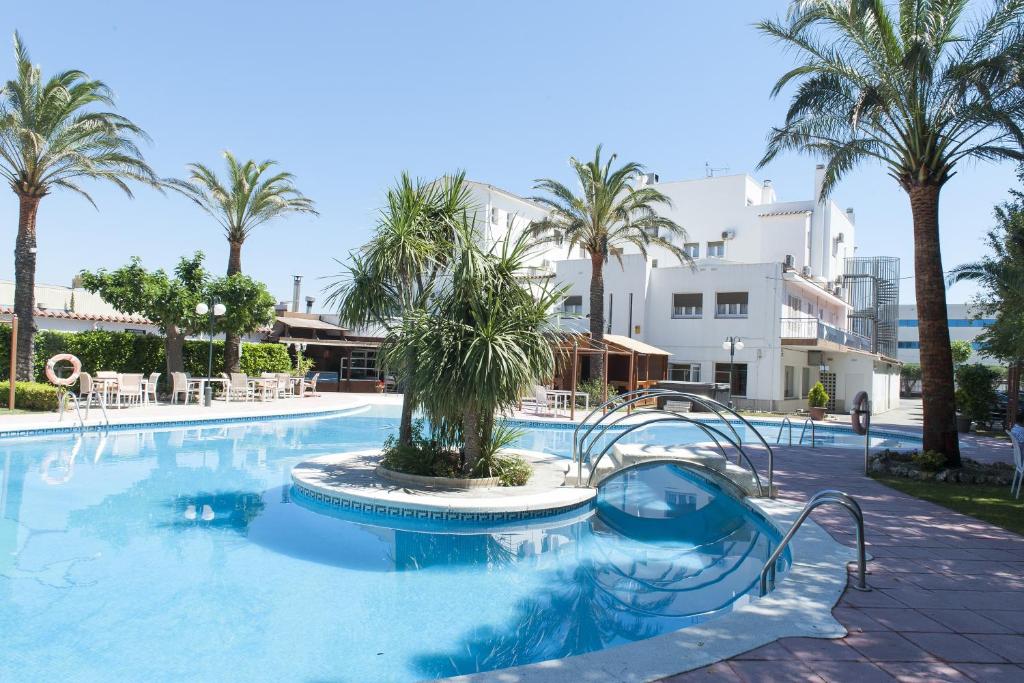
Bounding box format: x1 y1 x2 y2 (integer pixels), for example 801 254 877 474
844 632 933 662
977 609 1024 633
778 636 866 661
881 586 962 609
727 660 825 683
917 609 1012 634
732 642 792 660
660 662 742 682
952 662 1024 682
964 634 1024 663
840 588 909 609
902 632 1005 663
860 608 950 632
832 607 888 633
804 660 897 682
876 661 971 682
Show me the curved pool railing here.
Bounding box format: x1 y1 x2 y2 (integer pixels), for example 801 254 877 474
580 407 732 466
759 489 868 596
593 456 754 503
571 388 775 495
584 415 765 497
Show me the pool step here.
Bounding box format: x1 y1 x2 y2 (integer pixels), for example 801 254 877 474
583 443 764 496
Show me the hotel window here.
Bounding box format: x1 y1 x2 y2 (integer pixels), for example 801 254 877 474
801 367 811 397
490 207 499 224
715 362 748 397
553 230 564 246
787 295 802 314
506 212 515 229
644 226 660 238
349 350 378 380
683 242 700 258
707 241 726 258
562 295 583 315
784 366 796 399
669 362 701 382
716 292 748 318
672 293 703 318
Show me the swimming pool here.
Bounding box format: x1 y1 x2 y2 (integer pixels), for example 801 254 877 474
0 412 787 681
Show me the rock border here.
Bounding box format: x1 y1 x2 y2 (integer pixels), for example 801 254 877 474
375 465 501 489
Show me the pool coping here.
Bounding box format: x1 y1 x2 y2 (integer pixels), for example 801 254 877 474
447 497 857 683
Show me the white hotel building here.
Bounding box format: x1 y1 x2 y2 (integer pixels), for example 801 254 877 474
465 166 902 414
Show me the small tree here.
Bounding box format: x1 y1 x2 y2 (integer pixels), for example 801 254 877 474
950 340 973 367
79 254 207 376
204 273 275 348
900 364 922 396
955 364 999 428
807 382 829 409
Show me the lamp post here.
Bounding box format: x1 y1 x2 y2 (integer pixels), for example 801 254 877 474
196 301 226 406
722 336 744 408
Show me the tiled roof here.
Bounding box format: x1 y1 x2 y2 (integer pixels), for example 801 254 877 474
757 208 813 217
0 305 153 325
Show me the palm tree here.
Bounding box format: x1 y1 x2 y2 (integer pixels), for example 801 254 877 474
325 172 470 447
167 151 317 371
757 0 1024 465
0 33 157 380
531 146 689 380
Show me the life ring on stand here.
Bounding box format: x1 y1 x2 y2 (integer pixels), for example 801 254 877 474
45 354 82 386
850 391 871 435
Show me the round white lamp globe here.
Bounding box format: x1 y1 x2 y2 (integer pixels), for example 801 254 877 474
213 303 226 316
195 302 209 316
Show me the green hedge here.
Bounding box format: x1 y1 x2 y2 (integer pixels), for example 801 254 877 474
0 326 293 384
0 380 60 411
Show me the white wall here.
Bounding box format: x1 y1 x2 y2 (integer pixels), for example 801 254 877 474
897 303 993 364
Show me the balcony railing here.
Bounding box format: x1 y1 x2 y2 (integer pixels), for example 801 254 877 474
780 317 872 352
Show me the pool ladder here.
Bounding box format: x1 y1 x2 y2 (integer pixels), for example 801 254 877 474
759 489 869 596
776 417 816 447
58 390 110 430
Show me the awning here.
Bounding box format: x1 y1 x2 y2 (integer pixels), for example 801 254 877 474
603 334 671 356
277 316 346 332
278 336 380 348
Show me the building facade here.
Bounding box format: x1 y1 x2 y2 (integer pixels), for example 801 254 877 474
498 166 902 413
897 303 994 365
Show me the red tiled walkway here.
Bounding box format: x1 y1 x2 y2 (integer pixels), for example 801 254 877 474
662 442 1024 682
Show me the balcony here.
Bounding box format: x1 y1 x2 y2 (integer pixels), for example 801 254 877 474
780 317 872 353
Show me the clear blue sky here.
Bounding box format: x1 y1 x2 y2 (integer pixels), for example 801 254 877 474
1 1 1015 306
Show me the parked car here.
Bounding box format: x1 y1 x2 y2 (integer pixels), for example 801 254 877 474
991 390 1024 428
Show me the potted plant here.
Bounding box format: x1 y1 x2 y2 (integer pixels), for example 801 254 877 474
807 382 829 420
954 364 999 433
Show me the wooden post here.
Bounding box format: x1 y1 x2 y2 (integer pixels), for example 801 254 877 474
570 341 578 421
627 351 635 414
602 347 609 412
1007 361 1021 430
8 315 16 411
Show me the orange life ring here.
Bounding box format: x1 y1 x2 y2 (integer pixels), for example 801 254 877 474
850 391 871 435
45 354 82 386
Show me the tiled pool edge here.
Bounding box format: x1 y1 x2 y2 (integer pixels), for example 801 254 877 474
449 498 855 683
0 403 371 440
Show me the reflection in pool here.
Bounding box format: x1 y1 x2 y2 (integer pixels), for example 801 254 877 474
0 413 784 681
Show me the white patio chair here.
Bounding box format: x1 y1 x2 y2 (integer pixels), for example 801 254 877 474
144 372 161 405
78 372 101 417
1009 430 1024 500
277 373 294 398
533 385 554 415
170 372 200 405
302 372 320 397
229 373 254 402
116 373 144 408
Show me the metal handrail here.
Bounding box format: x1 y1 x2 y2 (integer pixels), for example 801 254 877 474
58 389 110 430
571 387 775 494
759 489 868 596
584 415 765 496
797 418 816 447
584 407 732 462
592 456 754 502
776 417 793 446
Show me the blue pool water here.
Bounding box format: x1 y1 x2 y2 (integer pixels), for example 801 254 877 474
0 412 787 681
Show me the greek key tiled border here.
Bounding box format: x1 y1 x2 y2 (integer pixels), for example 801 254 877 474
292 482 592 522
0 405 368 440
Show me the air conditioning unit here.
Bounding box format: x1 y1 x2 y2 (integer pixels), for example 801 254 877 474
807 351 824 366
835 232 845 243
801 265 812 277
834 286 844 297
834 274 844 286
784 254 795 269
721 229 736 240
651 259 659 268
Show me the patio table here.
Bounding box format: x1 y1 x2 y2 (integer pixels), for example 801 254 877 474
547 390 589 416
248 377 278 402
190 377 229 402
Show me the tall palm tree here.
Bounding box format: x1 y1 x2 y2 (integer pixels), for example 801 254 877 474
0 33 157 380
324 172 470 447
167 151 317 371
531 146 689 380
757 0 1024 465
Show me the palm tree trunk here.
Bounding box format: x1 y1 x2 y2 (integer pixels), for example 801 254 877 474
589 253 605 381
224 240 243 372
908 183 961 466
463 403 482 473
13 194 41 382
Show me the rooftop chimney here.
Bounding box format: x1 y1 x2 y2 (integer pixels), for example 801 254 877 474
305 296 315 314
761 179 775 204
813 164 826 204
292 275 302 312
846 207 856 224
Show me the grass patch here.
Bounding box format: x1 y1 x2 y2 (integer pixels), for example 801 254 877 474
871 474 1024 535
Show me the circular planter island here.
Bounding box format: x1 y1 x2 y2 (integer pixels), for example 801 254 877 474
291 448 596 523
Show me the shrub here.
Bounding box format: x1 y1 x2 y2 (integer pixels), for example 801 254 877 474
0 381 60 411
577 378 618 407
912 450 949 472
807 382 829 408
955 364 998 426
494 455 532 487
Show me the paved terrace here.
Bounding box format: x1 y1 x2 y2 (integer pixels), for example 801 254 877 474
664 440 1024 683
